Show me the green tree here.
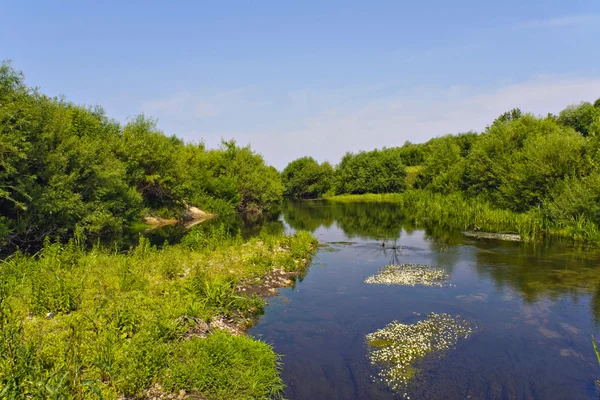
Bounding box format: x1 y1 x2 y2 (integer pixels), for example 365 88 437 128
0 61 284 249
545 173 600 226
463 115 592 212
493 108 522 125
282 157 334 199
397 141 427 166
209 140 283 213
417 135 465 194
118 115 187 213
334 148 407 195
558 102 600 137
0 62 144 247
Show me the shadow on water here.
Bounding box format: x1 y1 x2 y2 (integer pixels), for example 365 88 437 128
117 208 286 249
250 200 600 400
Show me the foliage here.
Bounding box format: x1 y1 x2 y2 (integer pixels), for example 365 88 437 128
326 190 600 244
558 101 600 137
416 134 466 194
593 335 600 366
464 115 593 212
396 141 427 166
544 173 600 226
334 148 407 195
0 228 317 399
282 98 600 246
281 157 333 199
492 108 522 125
0 61 283 250
162 331 284 400
404 166 423 188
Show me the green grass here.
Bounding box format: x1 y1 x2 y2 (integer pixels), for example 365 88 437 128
327 190 600 245
0 228 317 399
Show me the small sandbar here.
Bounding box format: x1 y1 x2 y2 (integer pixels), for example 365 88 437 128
366 313 473 391
365 264 449 287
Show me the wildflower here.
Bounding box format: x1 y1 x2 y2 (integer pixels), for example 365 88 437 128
365 264 448 287
366 313 472 395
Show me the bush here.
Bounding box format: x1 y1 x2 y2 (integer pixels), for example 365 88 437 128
334 148 407 195
281 157 334 199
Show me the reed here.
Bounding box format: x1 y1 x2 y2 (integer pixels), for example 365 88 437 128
327 190 600 245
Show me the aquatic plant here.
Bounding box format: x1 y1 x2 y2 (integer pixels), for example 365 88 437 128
366 313 473 392
593 335 600 365
365 264 449 287
593 335 600 387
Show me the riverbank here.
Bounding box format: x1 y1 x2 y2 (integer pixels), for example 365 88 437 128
0 228 316 399
325 190 600 245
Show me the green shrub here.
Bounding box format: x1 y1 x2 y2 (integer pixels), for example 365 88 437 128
162 331 284 400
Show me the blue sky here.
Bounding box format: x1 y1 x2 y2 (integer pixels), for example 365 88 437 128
3 0 600 168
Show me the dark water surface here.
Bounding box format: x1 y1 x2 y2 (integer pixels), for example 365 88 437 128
249 201 600 400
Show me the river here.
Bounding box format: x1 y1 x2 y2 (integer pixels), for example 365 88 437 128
249 200 600 399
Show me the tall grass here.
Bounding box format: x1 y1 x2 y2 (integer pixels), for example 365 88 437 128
328 190 600 245
0 229 316 399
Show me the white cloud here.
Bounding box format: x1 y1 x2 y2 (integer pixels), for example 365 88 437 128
140 85 257 121
142 94 217 119
139 75 600 170
233 76 600 169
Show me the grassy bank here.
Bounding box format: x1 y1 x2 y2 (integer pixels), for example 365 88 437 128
326 190 600 244
0 227 316 399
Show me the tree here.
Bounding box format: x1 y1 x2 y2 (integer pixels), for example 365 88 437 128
463 114 592 212
0 61 285 249
208 140 284 213
558 102 600 136
545 173 600 226
334 148 407 195
281 157 334 199
493 108 522 125
397 142 427 166
417 135 465 194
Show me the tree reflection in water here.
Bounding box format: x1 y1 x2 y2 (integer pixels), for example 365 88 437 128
281 199 600 325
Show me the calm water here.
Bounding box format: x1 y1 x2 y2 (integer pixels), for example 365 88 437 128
249 201 600 400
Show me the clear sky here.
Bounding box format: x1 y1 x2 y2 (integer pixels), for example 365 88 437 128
3 0 600 169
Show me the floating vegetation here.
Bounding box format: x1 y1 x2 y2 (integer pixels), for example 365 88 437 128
463 231 522 242
365 264 449 287
366 313 473 392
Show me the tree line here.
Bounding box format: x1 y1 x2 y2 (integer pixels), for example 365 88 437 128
0 61 283 249
282 97 600 232
3 57 600 248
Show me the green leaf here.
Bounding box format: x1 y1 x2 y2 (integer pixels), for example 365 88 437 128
592 335 600 366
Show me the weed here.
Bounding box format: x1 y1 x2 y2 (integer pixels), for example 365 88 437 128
328 190 600 246
0 228 316 399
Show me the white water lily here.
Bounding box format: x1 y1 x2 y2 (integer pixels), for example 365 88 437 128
366 313 473 394
365 264 448 287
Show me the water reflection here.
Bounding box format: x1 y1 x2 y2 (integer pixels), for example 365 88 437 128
282 200 403 240
250 200 600 399
282 200 600 321
119 209 285 249
473 243 600 324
